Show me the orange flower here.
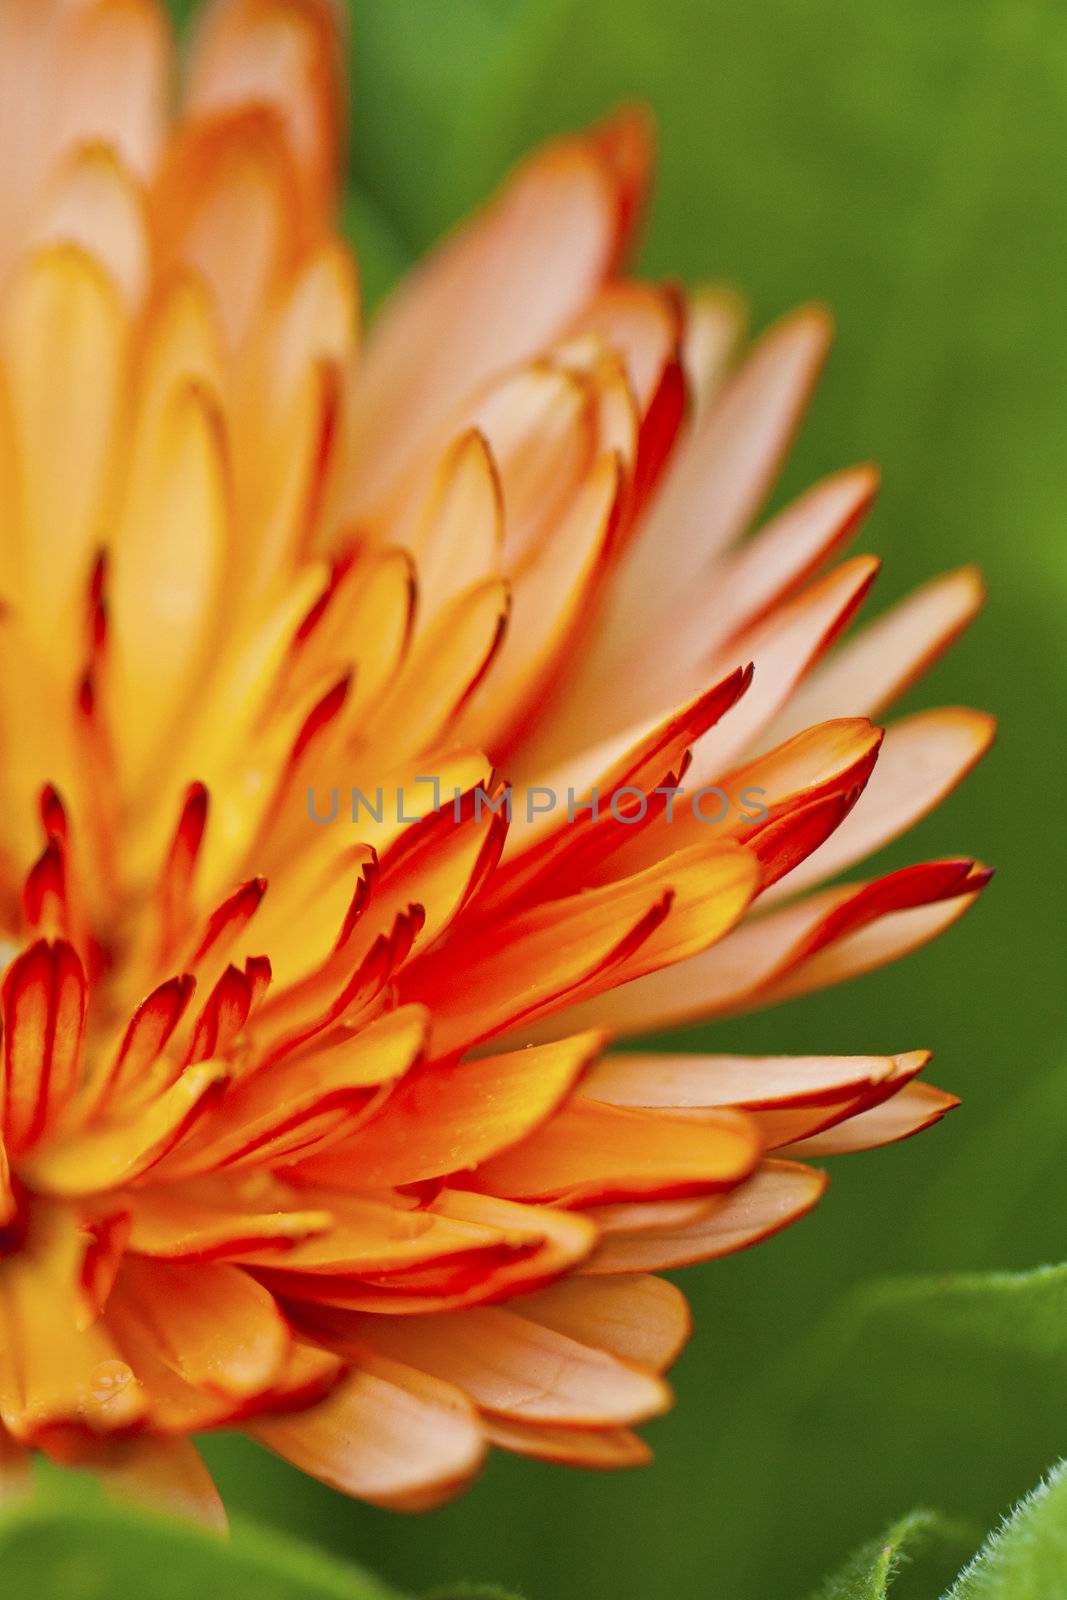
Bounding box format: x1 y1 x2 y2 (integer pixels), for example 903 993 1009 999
0 0 992 1526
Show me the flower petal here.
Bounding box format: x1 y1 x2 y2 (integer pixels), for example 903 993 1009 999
349 132 624 507
457 452 622 751
586 859 989 1035
24 1060 227 1196
681 286 745 414
754 864 991 1009
486 1416 650 1468
762 707 995 902
297 1030 602 1190
597 305 834 676
582 1160 828 1273
768 565 986 739
111 379 228 790
0 1205 149 1449
153 107 301 345
1 939 87 1153
126 1182 332 1262
33 143 151 310
749 1050 932 1150
107 1257 291 1400
249 1354 486 1510
779 1081 960 1156
186 0 345 217
471 1096 759 1207
263 1191 598 1314
699 464 879 654
1 245 128 640
517 1273 690 1370
159 1005 429 1177
360 578 511 766
94 1434 228 1531
404 430 503 625
399 852 677 1057
55 0 169 180
585 1050 910 1111
339 1306 671 1427
687 555 880 776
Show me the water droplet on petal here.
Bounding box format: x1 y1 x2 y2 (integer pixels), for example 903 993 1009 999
85 1359 140 1420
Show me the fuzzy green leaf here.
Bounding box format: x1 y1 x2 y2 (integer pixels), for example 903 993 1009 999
807 1511 942 1600
944 1463 1067 1600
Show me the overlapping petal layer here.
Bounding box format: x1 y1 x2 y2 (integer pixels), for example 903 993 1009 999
0 0 990 1522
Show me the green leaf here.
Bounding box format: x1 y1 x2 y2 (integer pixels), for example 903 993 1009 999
673 1262 1067 1600
821 1261 1067 1368
0 1489 403 1600
808 1470 1067 1600
807 1511 941 1600
945 1463 1067 1600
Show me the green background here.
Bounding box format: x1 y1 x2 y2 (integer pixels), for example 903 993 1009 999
160 2 1067 1595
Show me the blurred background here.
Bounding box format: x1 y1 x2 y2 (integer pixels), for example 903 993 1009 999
170 1 1066 1594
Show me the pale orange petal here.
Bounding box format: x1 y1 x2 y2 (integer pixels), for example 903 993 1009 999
349 135 623 508
249 1354 486 1510
186 0 344 217
518 1273 690 1370
768 565 986 739
585 1050 909 1111
602 306 833 666
585 859 989 1035
486 1415 651 1468
681 286 746 414
95 1433 228 1531
334 1306 671 1427
582 1160 828 1273
780 1081 960 1156
108 1257 291 1400
763 707 995 902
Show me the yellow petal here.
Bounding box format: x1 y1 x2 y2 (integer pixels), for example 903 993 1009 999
299 1030 602 1190
111 380 228 791
0 1204 149 1446
472 1096 759 1207
24 1060 228 1196
1 244 128 639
